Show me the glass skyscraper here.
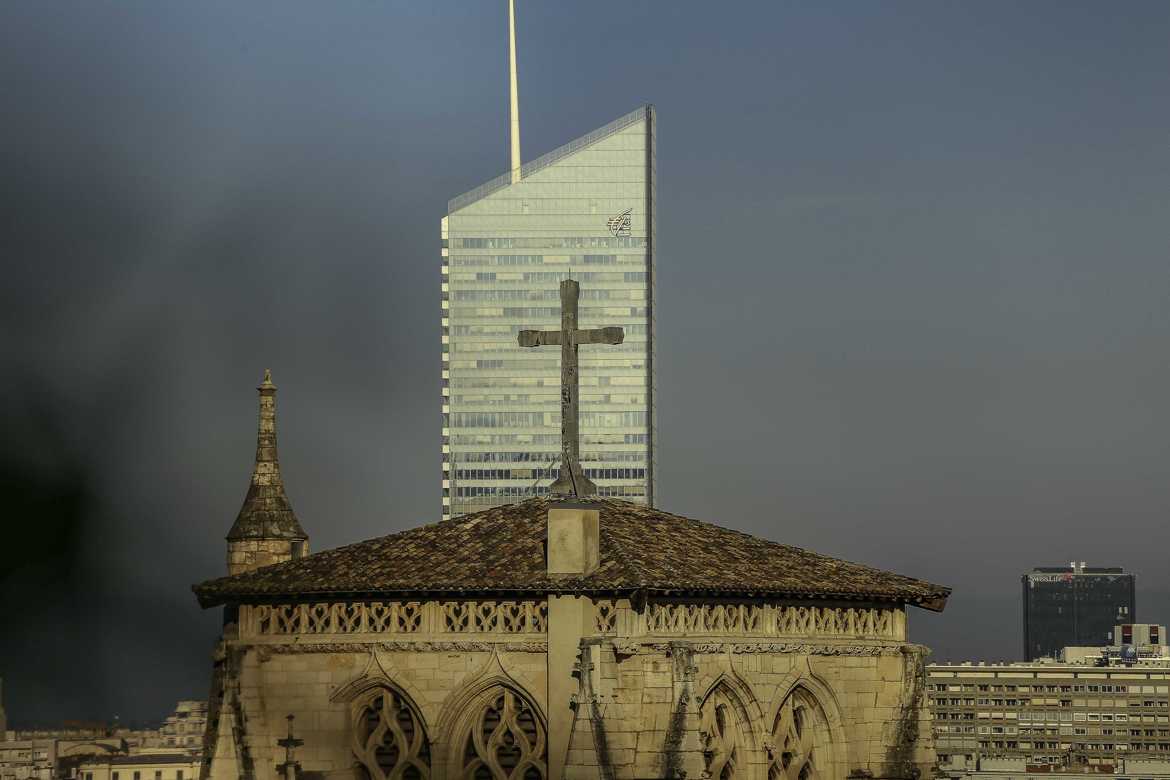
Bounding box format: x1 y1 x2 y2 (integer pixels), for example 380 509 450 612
441 105 656 518
1022 565 1137 660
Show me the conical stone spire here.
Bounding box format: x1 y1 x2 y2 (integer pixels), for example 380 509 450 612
225 370 307 574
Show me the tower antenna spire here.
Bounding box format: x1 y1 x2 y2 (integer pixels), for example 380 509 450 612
508 0 521 184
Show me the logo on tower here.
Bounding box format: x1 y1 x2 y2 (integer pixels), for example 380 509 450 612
607 208 632 237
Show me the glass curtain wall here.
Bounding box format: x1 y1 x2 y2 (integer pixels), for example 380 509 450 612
441 106 656 518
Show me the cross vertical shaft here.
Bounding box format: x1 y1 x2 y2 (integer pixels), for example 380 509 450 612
518 279 624 497
557 280 584 495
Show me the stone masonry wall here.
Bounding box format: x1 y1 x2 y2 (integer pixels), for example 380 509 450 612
205 597 935 780
564 639 934 779
225 646 547 780
227 539 303 577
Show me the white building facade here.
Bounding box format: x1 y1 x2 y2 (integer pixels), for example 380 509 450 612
930 629 1170 772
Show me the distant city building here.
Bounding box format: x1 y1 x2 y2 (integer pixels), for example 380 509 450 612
72 754 198 780
1023 563 1136 660
0 739 57 780
1 678 7 737
440 1 656 518
153 702 206 752
0 736 122 780
930 624 1170 772
0 701 206 780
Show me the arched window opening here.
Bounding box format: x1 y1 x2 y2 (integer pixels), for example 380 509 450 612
701 687 747 779
770 688 831 780
353 689 431 780
459 687 547 780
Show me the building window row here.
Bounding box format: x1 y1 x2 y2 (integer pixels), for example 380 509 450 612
451 411 648 429
449 395 646 408
448 369 648 387
452 289 644 302
451 254 647 267
453 237 646 249
453 450 647 464
450 323 647 337
454 467 646 481
458 270 648 283
455 484 646 500
931 682 1167 694
448 433 648 446
455 342 645 357
451 305 649 323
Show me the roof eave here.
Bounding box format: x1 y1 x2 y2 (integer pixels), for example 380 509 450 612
192 582 952 612
914 592 950 613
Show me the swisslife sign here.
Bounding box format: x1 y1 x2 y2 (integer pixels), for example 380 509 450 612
1028 574 1075 584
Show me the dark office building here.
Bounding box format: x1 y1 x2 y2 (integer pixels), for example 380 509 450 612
1022 563 1136 660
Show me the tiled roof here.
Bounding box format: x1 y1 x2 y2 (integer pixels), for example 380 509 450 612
194 497 949 611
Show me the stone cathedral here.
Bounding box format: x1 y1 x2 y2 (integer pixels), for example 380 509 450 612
195 322 950 780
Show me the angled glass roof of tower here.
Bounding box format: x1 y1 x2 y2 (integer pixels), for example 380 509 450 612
441 105 656 519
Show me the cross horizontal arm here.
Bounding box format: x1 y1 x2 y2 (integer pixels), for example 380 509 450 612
518 330 562 347
574 326 625 345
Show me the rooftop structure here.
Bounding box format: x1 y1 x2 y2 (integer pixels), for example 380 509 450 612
1062 624 1170 666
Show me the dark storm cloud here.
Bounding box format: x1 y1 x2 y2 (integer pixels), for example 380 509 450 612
2 0 1169 723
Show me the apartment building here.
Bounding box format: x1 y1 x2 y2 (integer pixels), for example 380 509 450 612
930 626 1170 770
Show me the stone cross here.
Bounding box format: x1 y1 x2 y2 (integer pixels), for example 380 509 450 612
276 714 303 780
518 279 624 497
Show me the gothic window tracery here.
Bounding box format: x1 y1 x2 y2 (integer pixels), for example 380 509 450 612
700 687 748 779
769 688 831 780
458 687 547 780
352 689 431 780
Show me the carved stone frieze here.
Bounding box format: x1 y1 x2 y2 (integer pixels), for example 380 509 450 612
243 599 548 638
727 642 903 656
615 641 905 657
249 640 549 656
638 602 904 641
